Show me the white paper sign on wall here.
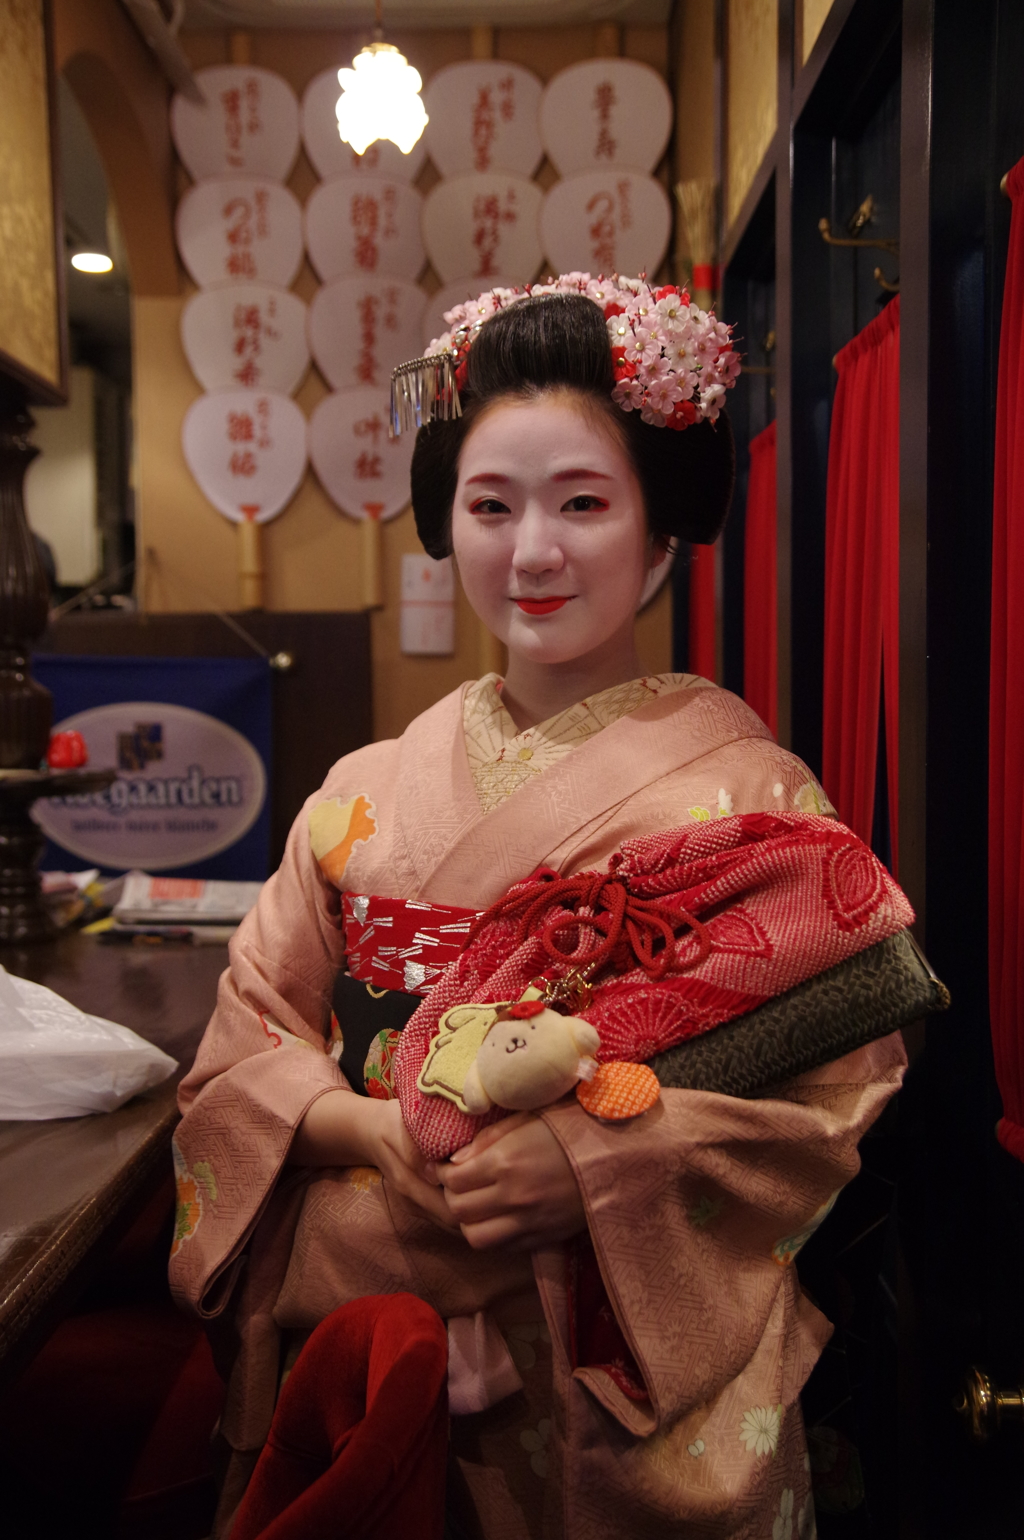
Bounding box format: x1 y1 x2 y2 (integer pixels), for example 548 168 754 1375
400 553 455 656
539 59 673 177
182 391 307 524
540 171 671 280
181 284 310 395
305 177 425 284
171 66 301 182
301 67 428 183
308 388 413 522
422 174 543 286
176 178 304 289
308 277 424 392
423 62 543 178
35 702 267 870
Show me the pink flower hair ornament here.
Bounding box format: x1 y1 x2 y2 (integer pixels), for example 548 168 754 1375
389 272 741 437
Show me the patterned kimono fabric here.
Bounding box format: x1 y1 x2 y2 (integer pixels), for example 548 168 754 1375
170 674 905 1540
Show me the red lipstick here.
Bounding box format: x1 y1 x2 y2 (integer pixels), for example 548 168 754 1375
515 597 571 615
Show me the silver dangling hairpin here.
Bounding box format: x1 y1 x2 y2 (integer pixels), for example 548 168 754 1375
390 352 463 438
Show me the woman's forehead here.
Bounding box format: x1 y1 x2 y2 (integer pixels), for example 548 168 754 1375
458 396 632 480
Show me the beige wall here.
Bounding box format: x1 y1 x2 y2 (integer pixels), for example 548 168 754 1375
798 0 835 66
55 7 673 741
725 0 778 235
25 365 101 583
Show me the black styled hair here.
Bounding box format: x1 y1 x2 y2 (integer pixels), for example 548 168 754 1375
410 292 735 559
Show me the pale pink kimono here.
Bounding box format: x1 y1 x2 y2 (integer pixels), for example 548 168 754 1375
170 680 906 1539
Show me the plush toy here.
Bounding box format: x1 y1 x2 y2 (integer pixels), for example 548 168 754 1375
416 990 661 1123
462 1000 600 1114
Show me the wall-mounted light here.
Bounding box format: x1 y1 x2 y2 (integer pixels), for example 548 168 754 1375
71 252 113 274
335 0 427 157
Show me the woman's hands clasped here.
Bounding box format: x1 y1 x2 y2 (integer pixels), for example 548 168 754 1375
292 1091 587 1249
437 1111 587 1251
290 1089 456 1230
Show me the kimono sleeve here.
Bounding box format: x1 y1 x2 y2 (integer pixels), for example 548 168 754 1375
169 782 351 1320
540 1031 906 1435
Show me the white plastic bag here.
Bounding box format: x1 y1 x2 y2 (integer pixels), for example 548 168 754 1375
0 964 178 1120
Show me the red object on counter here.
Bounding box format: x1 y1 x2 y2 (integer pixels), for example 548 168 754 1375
46 731 88 769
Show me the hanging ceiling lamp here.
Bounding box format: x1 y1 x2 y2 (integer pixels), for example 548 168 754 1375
335 0 428 158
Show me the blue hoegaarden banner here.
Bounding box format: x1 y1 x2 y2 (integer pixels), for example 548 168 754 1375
33 655 272 880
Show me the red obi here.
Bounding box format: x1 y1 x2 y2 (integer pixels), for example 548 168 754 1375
342 892 477 996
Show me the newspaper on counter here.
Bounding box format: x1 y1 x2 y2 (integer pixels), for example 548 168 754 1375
113 871 264 925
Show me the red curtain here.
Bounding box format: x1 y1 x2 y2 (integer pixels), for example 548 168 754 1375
689 543 717 680
743 421 778 735
822 295 900 867
990 159 1024 1162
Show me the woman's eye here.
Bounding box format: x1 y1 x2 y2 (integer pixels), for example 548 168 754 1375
469 497 511 515
562 494 609 513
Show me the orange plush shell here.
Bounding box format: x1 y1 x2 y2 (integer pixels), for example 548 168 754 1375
575 1061 660 1121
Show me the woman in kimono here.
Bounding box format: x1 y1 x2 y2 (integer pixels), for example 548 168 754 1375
171 283 906 1540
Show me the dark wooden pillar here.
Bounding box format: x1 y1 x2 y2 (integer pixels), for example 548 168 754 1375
0 382 52 771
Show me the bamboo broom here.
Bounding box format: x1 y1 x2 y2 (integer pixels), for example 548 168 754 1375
674 178 719 312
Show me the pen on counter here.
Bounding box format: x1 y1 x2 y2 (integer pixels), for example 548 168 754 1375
95 924 238 945
98 925 195 944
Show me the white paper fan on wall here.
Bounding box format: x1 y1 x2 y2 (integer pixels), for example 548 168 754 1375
308 277 425 392
181 284 309 395
308 388 414 522
171 67 301 182
423 61 543 178
182 391 307 524
538 59 673 176
176 178 305 289
305 176 425 283
540 172 672 281
421 173 543 286
301 67 428 183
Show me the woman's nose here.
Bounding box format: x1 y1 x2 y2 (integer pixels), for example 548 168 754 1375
513 507 564 574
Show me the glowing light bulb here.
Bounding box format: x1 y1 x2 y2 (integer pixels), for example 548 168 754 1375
335 42 428 157
71 252 113 274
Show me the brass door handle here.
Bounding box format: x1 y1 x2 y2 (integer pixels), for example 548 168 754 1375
955 1366 1024 1442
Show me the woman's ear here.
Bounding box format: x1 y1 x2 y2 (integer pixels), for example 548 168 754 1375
649 534 671 570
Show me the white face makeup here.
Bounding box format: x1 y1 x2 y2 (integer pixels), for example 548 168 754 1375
451 395 661 670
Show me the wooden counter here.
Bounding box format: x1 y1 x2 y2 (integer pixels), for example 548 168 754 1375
0 933 226 1390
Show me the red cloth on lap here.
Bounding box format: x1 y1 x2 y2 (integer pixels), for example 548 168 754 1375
230 1294 448 1540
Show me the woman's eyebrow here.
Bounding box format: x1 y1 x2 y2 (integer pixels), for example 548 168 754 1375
464 467 614 486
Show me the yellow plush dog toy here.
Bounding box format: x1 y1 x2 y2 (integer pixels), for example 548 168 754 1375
416 992 660 1123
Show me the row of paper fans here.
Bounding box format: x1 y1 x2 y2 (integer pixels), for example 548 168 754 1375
174 57 675 536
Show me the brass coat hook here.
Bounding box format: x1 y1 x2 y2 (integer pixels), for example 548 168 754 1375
874 266 899 293
819 216 900 256
741 330 776 375
956 1366 1024 1442
819 196 899 257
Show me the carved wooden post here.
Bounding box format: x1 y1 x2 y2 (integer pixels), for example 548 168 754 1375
0 383 52 770
0 383 113 943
